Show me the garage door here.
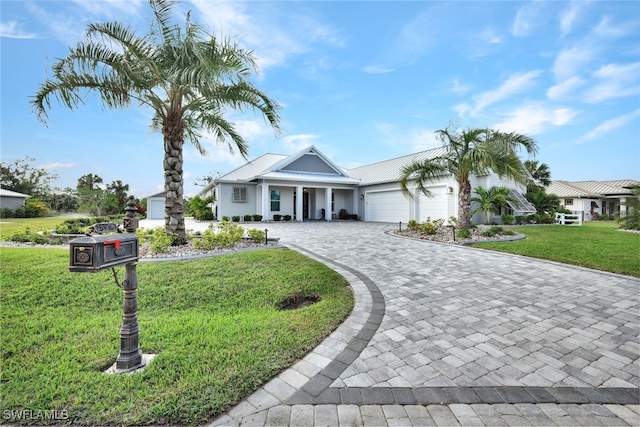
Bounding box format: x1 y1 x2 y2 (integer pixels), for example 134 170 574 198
366 190 410 222
418 186 447 221
148 198 165 219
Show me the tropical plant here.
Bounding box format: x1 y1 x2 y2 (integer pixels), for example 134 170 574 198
400 124 537 228
527 188 561 214
524 159 551 190
471 186 512 225
31 0 281 245
618 186 640 230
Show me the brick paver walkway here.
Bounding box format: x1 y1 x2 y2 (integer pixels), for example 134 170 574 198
209 222 639 426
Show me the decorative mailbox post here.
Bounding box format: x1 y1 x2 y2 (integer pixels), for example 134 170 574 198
69 196 144 372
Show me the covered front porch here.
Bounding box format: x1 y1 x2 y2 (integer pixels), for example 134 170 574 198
257 182 359 222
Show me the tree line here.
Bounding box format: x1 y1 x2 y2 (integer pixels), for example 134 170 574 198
0 156 136 218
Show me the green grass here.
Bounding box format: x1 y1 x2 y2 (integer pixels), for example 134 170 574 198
1 248 354 425
472 221 640 277
0 216 67 240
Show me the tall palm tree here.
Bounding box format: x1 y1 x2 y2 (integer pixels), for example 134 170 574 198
400 124 537 228
471 185 512 225
31 0 281 244
524 159 551 188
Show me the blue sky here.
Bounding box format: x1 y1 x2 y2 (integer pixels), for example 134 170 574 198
1 0 639 199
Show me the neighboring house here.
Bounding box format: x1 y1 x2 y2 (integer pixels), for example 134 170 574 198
0 188 30 210
547 180 640 220
199 145 535 223
145 191 166 220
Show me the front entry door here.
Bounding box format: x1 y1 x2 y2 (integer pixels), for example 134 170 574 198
303 192 309 219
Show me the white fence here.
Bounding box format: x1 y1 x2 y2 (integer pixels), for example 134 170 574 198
555 212 582 226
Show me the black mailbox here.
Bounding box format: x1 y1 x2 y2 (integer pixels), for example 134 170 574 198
69 233 139 272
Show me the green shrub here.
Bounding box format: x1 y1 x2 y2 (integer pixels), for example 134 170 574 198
481 226 515 237
273 214 282 221
150 228 176 253
194 222 245 249
252 214 263 222
420 218 444 235
0 208 14 218
501 214 515 225
231 215 240 222
283 215 292 221
407 220 420 231
8 227 49 244
222 216 230 221
244 214 253 222
456 227 471 239
248 228 266 242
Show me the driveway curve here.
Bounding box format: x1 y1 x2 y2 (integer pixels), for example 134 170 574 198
211 221 639 426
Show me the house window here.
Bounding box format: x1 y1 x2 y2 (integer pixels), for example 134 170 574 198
232 187 247 203
564 199 573 206
270 190 281 211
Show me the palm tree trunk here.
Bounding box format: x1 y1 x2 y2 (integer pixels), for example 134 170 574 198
458 178 472 229
163 113 187 245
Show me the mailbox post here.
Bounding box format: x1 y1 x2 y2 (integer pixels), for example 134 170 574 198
68 196 144 372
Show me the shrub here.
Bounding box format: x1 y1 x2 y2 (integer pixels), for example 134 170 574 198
24 199 49 218
407 220 420 231
456 227 471 239
243 214 253 222
8 227 49 244
501 214 515 225
231 216 240 222
273 214 282 221
252 214 263 222
150 228 176 253
247 228 266 242
481 226 515 237
420 218 444 235
283 215 292 221
0 208 14 218
222 216 230 222
194 222 245 249
339 209 349 220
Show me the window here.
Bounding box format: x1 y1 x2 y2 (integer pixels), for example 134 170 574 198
232 187 247 203
564 199 573 206
270 190 281 211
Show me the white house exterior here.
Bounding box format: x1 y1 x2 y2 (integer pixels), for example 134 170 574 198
146 191 166 220
0 188 30 210
200 145 535 223
547 180 639 220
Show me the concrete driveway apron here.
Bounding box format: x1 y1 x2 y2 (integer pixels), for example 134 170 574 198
211 222 639 426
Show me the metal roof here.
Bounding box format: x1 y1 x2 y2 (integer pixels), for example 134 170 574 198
347 147 448 185
0 188 30 198
216 153 288 183
547 180 639 198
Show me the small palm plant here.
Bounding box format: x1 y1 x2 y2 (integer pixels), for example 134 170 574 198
471 186 512 225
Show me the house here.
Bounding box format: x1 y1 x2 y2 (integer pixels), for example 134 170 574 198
0 188 30 210
145 191 166 220
547 180 639 220
199 145 535 223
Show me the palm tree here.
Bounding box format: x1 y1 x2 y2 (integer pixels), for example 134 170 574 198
524 159 551 191
471 185 512 224
400 124 537 229
31 0 281 244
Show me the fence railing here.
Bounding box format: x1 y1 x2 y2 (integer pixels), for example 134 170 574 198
555 212 582 226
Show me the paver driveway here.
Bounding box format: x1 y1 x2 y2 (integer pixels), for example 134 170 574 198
211 221 639 426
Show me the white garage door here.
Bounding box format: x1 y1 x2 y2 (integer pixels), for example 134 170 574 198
366 190 410 222
148 198 165 219
418 186 447 222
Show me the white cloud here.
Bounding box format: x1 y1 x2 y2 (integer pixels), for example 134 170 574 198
362 65 395 74
282 134 321 153
582 109 640 142
593 15 637 39
479 27 502 44
373 122 440 153
71 0 144 18
24 2 86 45
451 79 470 95
584 62 640 103
511 2 546 37
493 103 578 135
454 103 471 118
471 70 542 115
547 76 584 100
38 162 76 171
551 45 596 81
0 21 37 38
559 1 582 38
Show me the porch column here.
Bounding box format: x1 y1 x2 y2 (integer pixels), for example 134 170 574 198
353 190 359 219
325 187 332 221
296 185 304 222
261 184 269 221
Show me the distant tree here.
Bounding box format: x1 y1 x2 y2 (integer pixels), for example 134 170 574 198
77 174 103 193
400 124 537 228
0 156 59 198
32 0 281 244
76 174 108 216
106 180 130 214
43 187 79 212
471 186 512 225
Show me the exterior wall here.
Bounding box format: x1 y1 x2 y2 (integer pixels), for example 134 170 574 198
147 197 165 220
0 196 27 210
267 186 295 220
217 183 258 220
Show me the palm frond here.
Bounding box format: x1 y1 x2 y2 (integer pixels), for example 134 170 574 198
399 159 448 199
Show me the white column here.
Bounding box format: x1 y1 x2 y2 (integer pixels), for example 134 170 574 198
353 189 359 219
261 184 269 220
296 185 304 222
325 187 332 221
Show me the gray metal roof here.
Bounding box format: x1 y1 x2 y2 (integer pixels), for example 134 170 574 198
547 180 639 198
0 188 30 198
216 153 288 182
347 147 448 185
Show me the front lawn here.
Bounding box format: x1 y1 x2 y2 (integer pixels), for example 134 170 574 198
472 221 640 277
0 216 68 240
1 248 353 425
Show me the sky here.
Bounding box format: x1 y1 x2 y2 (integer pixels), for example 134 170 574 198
1 0 639 200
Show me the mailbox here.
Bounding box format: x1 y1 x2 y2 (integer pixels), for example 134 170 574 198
69 233 139 272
